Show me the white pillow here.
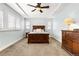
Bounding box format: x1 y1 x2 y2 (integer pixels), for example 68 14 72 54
41 29 44 32
33 29 36 32
36 29 41 32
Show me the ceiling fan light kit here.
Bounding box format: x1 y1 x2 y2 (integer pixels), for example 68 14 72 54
36 7 41 11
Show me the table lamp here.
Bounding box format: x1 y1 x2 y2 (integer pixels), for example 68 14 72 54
64 17 74 30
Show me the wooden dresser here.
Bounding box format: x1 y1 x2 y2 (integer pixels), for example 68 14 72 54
62 30 79 56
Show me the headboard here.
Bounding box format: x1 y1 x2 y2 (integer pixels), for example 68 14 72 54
32 25 45 31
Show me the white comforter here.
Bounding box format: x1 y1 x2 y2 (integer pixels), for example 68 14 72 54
29 32 49 34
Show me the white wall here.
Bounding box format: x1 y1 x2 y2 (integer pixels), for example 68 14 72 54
0 4 25 51
53 3 79 42
26 18 53 36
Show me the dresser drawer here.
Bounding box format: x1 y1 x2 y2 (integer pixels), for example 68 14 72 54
73 41 79 55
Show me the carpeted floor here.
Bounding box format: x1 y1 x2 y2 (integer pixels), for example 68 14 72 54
0 37 70 56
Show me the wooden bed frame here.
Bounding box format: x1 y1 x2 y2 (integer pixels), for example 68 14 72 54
28 25 49 43
32 25 45 31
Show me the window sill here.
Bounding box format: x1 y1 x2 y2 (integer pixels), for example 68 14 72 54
0 29 21 32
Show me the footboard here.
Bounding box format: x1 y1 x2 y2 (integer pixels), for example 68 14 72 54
28 34 49 43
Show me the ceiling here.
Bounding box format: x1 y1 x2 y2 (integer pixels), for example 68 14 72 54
6 3 64 18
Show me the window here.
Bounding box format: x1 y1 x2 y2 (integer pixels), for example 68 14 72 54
0 11 3 29
8 14 15 29
21 19 24 30
16 18 21 29
47 22 51 30
26 21 30 29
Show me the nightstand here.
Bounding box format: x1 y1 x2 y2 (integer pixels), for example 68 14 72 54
26 32 29 38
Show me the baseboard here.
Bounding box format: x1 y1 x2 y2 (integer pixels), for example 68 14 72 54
51 36 59 41
0 36 24 52
50 36 61 45
52 35 61 43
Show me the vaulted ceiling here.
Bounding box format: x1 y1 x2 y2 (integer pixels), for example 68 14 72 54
6 3 69 18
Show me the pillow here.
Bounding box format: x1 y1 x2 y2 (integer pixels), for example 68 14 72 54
41 29 44 32
33 29 44 32
33 29 36 32
36 29 42 32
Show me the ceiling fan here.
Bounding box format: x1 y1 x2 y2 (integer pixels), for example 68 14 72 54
27 3 49 13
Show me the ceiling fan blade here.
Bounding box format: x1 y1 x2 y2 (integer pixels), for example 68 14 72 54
27 4 36 7
40 10 43 13
41 6 49 8
32 9 36 12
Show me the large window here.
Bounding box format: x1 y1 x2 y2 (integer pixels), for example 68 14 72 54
0 11 3 29
16 18 21 29
8 13 15 29
26 21 30 29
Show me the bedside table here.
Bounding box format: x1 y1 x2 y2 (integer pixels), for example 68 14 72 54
26 32 29 38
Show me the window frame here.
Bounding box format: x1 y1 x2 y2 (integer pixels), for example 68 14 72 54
0 10 3 29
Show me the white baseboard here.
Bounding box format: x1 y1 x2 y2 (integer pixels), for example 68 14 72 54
50 34 61 43
53 36 61 43
0 36 24 52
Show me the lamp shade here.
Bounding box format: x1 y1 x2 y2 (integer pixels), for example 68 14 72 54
64 18 73 25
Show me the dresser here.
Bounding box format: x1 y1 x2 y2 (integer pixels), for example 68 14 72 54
62 30 79 56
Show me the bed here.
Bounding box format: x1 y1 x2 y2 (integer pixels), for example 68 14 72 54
28 25 49 43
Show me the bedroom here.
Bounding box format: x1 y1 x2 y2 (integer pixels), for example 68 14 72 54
0 3 79 56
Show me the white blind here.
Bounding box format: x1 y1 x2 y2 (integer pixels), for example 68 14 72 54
26 21 30 29
8 14 15 29
0 11 3 29
16 18 20 29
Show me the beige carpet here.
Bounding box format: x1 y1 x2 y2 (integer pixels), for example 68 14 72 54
0 37 70 56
